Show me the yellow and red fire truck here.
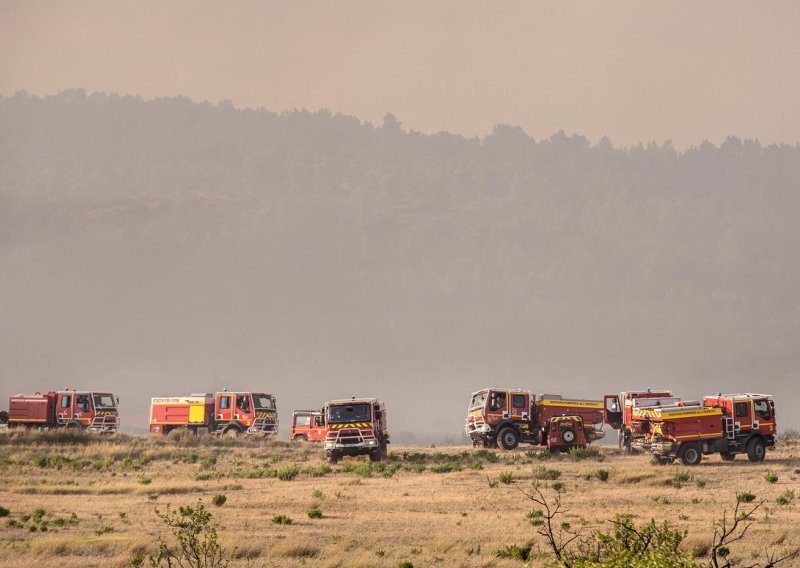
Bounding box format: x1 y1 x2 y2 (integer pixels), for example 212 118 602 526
323 398 389 464
290 410 327 442
636 393 776 465
603 389 678 452
149 391 277 436
465 389 605 451
2 390 119 433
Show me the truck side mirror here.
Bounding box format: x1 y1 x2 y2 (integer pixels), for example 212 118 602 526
375 410 382 419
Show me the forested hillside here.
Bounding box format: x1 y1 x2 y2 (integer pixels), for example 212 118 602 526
1 90 798 436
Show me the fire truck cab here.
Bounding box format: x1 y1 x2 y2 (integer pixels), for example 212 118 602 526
465 388 604 451
6 390 119 433
291 410 327 442
323 398 389 464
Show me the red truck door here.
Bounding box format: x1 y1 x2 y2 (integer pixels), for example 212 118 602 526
734 401 752 431
510 392 528 422
75 393 92 425
216 393 233 422
235 394 254 426
57 392 74 424
292 413 311 440
753 398 775 436
312 414 326 441
487 390 508 421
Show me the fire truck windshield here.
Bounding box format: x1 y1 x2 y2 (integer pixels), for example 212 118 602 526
470 392 488 409
93 394 116 410
252 395 275 410
327 404 370 423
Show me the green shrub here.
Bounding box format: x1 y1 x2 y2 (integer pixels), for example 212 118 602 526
212 494 226 507
532 465 561 480
551 481 565 492
776 489 795 505
306 507 323 519
487 476 498 488
397 561 414 568
272 514 293 525
303 464 332 477
0 506 9 517
569 446 602 461
277 465 300 481
497 471 515 484
430 461 461 473
737 491 756 503
474 449 500 463
494 543 532 561
764 472 778 484
670 470 692 489
595 469 610 482
137 475 152 485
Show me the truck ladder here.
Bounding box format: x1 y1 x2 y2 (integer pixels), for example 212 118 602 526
723 416 737 440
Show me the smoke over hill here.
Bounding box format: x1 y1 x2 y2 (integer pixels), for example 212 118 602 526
1 90 798 439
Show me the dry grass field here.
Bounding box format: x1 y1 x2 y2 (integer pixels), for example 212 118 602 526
0 431 798 567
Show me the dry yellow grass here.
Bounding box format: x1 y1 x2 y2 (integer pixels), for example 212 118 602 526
0 431 798 567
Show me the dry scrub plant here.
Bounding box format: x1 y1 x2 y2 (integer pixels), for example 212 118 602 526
519 483 798 568
131 501 228 568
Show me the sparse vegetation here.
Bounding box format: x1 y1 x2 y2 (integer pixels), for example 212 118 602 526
212 494 227 507
271 514 293 525
532 465 562 480
765 472 778 484
306 507 323 519
497 471 515 484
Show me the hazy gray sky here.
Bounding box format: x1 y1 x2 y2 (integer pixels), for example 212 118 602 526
2 1 799 148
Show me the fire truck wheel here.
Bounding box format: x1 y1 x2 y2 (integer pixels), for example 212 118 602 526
561 428 576 444
369 449 382 462
293 435 307 442
483 438 496 448
496 427 520 450
224 426 241 437
679 443 702 466
326 453 339 465
0 411 8 424
720 452 736 461
746 438 766 462
380 441 388 459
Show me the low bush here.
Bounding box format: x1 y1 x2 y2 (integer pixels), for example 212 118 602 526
765 472 778 484
494 543 532 561
271 514 293 525
212 494 227 507
306 507 323 519
430 461 461 473
532 465 561 480
737 491 756 503
498 471 515 484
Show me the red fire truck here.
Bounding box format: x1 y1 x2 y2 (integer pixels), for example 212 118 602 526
2 390 119 433
465 389 605 451
323 398 389 464
603 389 678 452
149 391 277 436
637 393 776 465
290 410 327 442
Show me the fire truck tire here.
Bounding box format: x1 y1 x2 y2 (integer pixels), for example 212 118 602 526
679 443 702 466
380 441 389 459
369 449 382 462
326 453 339 465
746 438 766 462
497 427 520 450
561 428 576 444
0 411 8 424
224 426 241 437
293 435 307 442
483 438 496 448
720 452 736 461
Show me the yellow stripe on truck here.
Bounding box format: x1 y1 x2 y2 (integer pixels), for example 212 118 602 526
538 400 603 409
